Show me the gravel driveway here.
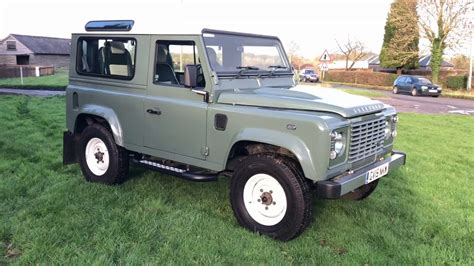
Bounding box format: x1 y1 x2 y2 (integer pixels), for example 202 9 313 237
0 88 65 97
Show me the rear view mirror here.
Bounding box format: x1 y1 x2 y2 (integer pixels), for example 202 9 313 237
184 65 198 88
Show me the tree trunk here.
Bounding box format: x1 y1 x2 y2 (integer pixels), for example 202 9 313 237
430 38 443 84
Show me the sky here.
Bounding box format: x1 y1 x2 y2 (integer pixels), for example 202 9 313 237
0 0 427 59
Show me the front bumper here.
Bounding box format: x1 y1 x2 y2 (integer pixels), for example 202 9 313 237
315 151 406 199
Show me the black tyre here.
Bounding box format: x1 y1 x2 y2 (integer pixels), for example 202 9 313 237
341 180 379 201
393 86 398 94
78 123 129 185
230 154 312 241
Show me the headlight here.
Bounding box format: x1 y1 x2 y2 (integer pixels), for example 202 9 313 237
330 131 344 160
421 86 428 90
385 115 398 140
385 120 391 139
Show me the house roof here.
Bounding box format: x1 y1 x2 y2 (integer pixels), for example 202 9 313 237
9 34 70 55
418 55 454 68
367 55 380 65
368 55 454 68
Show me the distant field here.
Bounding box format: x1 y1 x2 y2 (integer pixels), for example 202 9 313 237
0 69 68 89
0 96 473 264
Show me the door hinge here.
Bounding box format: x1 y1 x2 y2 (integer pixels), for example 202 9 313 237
201 146 209 157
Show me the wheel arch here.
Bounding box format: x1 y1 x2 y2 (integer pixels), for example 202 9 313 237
225 129 318 180
73 105 124 146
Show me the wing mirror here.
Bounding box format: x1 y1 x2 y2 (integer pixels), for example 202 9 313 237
184 65 198 88
184 64 209 102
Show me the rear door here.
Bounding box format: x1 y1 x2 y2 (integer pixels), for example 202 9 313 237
144 36 209 160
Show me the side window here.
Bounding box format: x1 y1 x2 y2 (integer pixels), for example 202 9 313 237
154 40 205 88
77 37 136 79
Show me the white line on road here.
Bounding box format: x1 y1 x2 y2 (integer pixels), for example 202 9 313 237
448 110 474 115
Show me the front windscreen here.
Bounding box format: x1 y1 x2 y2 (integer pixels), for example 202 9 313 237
418 77 431 84
202 32 291 76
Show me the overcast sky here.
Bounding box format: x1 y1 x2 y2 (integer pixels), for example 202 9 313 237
0 0 434 59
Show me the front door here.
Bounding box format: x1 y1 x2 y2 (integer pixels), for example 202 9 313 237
144 37 208 160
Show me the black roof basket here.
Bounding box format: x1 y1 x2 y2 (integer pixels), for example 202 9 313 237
85 20 134 32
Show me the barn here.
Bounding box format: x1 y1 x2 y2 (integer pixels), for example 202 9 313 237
0 34 70 68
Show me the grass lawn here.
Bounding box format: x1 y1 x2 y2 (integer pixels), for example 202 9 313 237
0 69 68 90
340 89 386 98
0 96 473 264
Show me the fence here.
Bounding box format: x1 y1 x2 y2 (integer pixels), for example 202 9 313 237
0 65 55 78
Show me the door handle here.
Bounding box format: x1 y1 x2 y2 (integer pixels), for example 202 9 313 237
146 108 162 115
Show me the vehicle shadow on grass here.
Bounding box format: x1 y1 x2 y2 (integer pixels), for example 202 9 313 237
306 168 419 257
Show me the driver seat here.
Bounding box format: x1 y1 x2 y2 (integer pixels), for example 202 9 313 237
155 45 179 84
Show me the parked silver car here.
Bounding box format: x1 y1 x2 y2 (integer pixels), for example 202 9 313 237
299 69 319 82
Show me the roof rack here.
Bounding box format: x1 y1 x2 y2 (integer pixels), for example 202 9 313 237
85 20 134 32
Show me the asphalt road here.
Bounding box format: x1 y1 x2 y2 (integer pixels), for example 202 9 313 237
376 91 474 115
319 84 474 115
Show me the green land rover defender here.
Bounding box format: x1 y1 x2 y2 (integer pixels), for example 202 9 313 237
63 20 406 241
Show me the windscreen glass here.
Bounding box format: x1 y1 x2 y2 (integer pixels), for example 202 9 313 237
202 32 291 76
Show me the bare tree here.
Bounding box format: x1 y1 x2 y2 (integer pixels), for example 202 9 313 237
418 0 471 83
335 37 367 70
286 41 301 69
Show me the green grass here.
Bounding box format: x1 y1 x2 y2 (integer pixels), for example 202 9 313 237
0 69 68 90
0 96 473 264
340 89 386 98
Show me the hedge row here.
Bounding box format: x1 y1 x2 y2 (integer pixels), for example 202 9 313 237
324 70 473 90
446 75 467 90
324 71 398 87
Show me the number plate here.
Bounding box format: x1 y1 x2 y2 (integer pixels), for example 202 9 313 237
366 162 389 184
429 89 438 93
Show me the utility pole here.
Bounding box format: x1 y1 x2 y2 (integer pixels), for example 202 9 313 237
468 6 474 91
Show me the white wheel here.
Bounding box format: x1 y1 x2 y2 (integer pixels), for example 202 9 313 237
243 173 287 226
85 137 110 176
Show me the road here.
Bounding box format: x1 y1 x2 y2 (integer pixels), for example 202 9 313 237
376 91 474 115
318 84 474 115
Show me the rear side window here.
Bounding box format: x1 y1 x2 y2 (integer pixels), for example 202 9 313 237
397 77 406 83
77 37 136 80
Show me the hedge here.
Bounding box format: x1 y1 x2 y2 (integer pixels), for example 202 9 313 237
324 71 398 87
446 75 467 90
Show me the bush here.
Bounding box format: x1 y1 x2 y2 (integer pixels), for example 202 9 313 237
446 75 467 90
325 71 398 87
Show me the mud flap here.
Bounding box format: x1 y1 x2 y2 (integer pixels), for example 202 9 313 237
63 131 78 165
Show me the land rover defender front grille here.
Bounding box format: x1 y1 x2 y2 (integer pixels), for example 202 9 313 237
349 116 386 162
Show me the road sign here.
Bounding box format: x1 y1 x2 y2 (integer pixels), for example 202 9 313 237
320 50 331 62
320 63 329 71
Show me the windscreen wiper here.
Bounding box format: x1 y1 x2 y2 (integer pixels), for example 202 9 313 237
266 65 289 77
268 65 287 69
234 66 260 79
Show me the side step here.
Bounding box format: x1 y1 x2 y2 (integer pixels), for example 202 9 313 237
132 159 218 182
